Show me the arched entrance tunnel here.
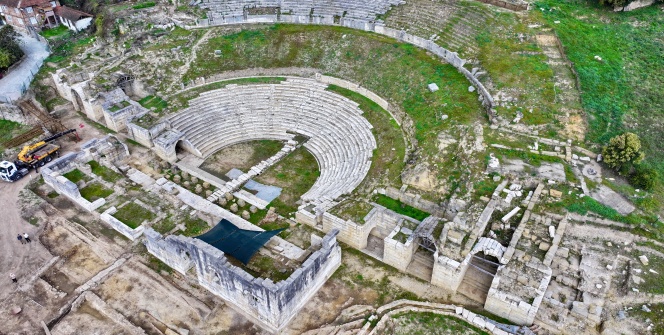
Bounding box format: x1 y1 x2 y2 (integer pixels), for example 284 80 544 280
458 252 500 303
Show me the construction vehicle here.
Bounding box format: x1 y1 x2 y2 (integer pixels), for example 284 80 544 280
0 129 77 182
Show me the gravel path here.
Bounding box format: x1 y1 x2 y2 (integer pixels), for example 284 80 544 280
0 35 49 102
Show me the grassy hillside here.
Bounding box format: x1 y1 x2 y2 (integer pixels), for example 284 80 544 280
535 0 663 176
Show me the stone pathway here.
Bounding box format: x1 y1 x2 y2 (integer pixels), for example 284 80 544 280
0 35 49 102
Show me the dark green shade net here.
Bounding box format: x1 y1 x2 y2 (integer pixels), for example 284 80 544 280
195 219 284 265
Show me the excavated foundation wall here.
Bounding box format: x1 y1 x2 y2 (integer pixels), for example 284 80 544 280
144 228 342 333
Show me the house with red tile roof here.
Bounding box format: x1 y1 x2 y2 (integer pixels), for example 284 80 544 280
54 5 92 32
0 0 92 34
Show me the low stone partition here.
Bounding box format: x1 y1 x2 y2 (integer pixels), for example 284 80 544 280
144 228 342 333
100 207 145 241
42 152 106 212
322 212 376 249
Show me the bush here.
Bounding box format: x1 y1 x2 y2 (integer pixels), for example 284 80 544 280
602 132 644 170
630 165 659 191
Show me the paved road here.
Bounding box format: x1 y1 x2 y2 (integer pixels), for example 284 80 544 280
0 35 49 103
0 175 51 301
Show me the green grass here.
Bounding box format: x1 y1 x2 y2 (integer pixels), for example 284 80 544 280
0 119 28 143
151 215 177 234
40 25 70 39
112 202 156 229
79 183 114 202
62 169 89 183
186 24 483 157
138 95 168 113
181 215 210 236
44 33 95 64
630 303 664 333
146 254 173 274
87 161 123 183
373 194 429 221
330 200 374 223
133 1 156 9
326 85 405 188
391 312 490 335
536 0 664 190
254 146 320 215
638 255 664 294
245 254 293 282
476 12 559 127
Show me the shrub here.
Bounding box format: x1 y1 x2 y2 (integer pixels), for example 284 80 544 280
630 165 659 191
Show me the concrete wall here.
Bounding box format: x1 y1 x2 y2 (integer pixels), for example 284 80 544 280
144 228 342 333
100 207 145 240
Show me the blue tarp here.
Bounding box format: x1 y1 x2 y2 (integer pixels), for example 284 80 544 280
195 219 283 265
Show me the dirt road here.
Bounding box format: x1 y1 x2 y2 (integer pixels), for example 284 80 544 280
0 175 51 301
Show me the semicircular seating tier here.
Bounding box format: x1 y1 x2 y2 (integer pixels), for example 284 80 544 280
169 78 377 203
200 0 404 23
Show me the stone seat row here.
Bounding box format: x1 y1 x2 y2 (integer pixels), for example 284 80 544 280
177 112 373 154
200 0 403 20
173 103 373 150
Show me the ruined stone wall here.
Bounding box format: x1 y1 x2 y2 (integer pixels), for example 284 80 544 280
102 105 147 132
431 253 471 292
384 187 445 217
322 212 375 249
126 122 167 148
484 261 552 326
383 227 419 272
295 208 317 228
144 228 342 333
100 207 145 241
42 152 106 212
51 70 100 121
0 103 32 124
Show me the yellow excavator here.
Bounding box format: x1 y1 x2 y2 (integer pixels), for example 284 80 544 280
0 129 77 182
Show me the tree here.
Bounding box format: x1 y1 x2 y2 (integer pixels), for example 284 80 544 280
0 25 23 67
602 132 645 170
0 49 13 69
